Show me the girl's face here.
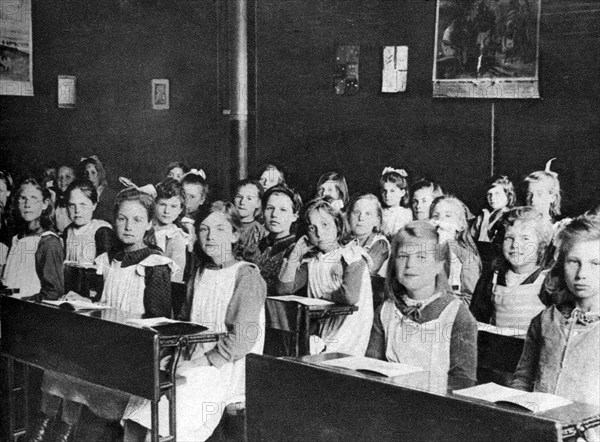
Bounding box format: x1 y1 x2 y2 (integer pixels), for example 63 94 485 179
430 200 461 236
307 209 339 253
381 182 405 208
68 188 97 227
564 239 600 303
155 196 183 226
349 199 380 238
57 166 75 192
502 221 540 273
412 188 435 221
115 200 152 251
183 183 205 214
234 184 261 222
395 238 443 296
198 211 239 262
84 164 100 188
260 167 282 191
264 193 298 238
167 167 185 181
319 180 341 201
487 185 509 211
526 181 555 217
18 184 48 223
0 179 10 209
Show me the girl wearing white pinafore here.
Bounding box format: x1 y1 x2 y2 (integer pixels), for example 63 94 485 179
64 219 112 265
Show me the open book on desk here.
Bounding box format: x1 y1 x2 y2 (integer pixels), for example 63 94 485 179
126 317 208 336
453 382 573 413
268 295 334 307
41 298 110 311
320 356 424 377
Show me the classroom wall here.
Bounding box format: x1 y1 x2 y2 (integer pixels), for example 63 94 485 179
254 0 600 215
0 0 229 197
1 0 598 215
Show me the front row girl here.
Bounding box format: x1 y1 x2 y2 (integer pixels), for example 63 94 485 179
123 201 266 441
277 198 373 356
28 189 173 442
366 221 478 382
511 214 599 438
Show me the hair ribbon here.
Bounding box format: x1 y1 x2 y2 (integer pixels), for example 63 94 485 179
382 167 407 177
544 158 558 177
119 176 157 198
80 155 100 163
184 168 206 180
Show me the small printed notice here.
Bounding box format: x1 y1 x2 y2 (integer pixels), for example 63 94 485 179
453 382 573 413
321 356 423 378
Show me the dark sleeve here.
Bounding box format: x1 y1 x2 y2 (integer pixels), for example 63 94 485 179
449 303 478 381
205 265 267 368
510 312 542 392
469 268 494 323
94 227 114 257
276 261 309 295
143 264 172 318
329 259 367 305
35 235 64 300
365 304 386 360
367 239 389 276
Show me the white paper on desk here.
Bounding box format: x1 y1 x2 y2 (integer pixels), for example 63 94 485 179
126 317 182 327
268 295 335 307
453 382 573 413
477 322 527 337
41 300 110 310
321 356 423 377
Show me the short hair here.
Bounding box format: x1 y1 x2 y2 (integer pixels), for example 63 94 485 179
155 178 186 209
66 179 99 205
303 197 347 240
235 179 265 220
502 206 554 265
260 163 287 186
164 161 190 177
11 178 55 232
544 214 600 304
412 179 443 198
487 175 516 208
380 171 410 207
113 188 155 223
316 171 349 206
78 156 108 188
347 193 383 233
385 221 451 299
523 170 562 217
181 173 209 199
262 184 303 214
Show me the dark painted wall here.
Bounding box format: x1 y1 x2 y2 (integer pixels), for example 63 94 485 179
1 0 229 197
254 0 600 215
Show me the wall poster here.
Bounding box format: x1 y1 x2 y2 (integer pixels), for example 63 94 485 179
1 0 33 96
432 0 541 99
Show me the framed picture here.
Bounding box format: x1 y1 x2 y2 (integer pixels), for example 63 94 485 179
0 0 33 96
432 0 541 99
151 79 169 109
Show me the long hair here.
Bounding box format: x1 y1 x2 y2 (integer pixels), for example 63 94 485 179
195 201 243 265
10 178 55 234
486 175 516 209
430 195 479 259
316 171 349 207
380 170 410 207
523 169 562 218
303 197 347 242
78 156 109 189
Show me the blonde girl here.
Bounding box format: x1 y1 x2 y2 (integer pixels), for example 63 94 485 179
379 167 412 237
259 163 287 191
277 198 373 356
430 195 481 305
523 158 562 224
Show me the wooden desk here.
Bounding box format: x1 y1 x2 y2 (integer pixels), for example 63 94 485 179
264 297 358 356
477 329 525 385
247 353 600 442
0 296 221 442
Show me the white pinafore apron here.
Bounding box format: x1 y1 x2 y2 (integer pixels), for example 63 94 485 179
2 231 58 298
124 261 265 442
307 245 373 356
492 269 547 330
381 298 461 393
65 219 112 265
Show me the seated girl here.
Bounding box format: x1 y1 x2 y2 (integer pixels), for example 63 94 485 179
233 179 267 263
379 167 412 238
259 162 287 191
430 195 481 305
470 207 553 330
2 178 63 300
256 184 302 296
315 171 349 212
511 214 599 438
28 188 173 442
366 221 477 382
410 179 443 221
123 201 266 441
277 198 373 356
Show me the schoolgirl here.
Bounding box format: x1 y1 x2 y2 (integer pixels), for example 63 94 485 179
233 179 267 262
315 171 349 212
78 156 117 223
411 179 443 221
379 167 412 237
258 162 286 191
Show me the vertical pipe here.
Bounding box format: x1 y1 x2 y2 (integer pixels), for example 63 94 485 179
490 102 495 177
230 0 248 182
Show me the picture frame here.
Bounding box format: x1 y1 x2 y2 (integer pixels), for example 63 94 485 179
432 0 541 99
151 79 169 110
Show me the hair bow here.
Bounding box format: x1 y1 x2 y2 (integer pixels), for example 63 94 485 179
184 168 206 180
119 176 157 198
382 167 407 177
544 158 558 176
80 155 100 163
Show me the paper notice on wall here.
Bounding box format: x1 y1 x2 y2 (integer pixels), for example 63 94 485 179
382 46 408 93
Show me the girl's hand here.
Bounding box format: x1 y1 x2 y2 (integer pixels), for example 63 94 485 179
290 235 312 262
